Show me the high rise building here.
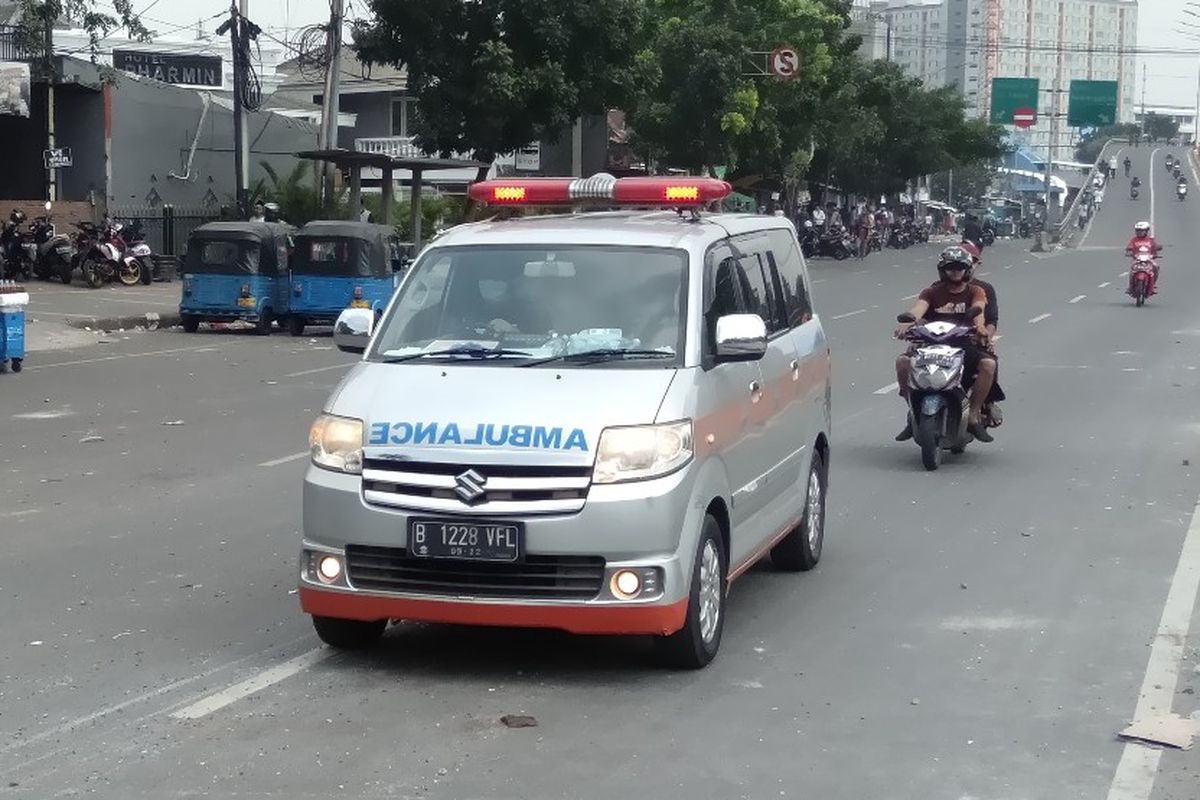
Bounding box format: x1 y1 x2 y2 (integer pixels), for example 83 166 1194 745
886 0 950 87
943 0 1137 151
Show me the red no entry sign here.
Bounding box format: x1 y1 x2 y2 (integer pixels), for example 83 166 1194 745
1012 106 1037 128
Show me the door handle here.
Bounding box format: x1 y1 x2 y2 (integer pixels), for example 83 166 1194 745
749 380 762 397
790 359 800 380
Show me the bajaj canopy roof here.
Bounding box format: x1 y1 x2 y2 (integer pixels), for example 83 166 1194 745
185 221 296 276
293 220 396 277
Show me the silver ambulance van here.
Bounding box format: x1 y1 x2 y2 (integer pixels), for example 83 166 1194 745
299 175 832 668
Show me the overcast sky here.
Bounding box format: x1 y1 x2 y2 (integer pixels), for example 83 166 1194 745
140 0 1200 109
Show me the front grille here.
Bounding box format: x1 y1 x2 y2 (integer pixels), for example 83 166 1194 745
361 458 592 516
345 545 605 600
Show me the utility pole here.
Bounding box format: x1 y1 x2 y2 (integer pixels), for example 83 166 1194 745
43 4 56 203
217 1 252 218
319 0 344 211
1042 74 1060 228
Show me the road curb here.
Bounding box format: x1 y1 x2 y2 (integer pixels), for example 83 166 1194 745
65 311 181 332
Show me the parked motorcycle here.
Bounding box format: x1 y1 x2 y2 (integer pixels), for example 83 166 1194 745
117 220 154 285
1127 244 1159 307
78 219 143 288
28 204 76 284
817 227 854 260
887 223 910 249
799 228 819 258
1 219 31 280
896 307 985 471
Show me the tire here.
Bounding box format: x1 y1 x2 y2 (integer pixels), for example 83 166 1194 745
59 264 73 284
118 261 141 286
312 615 387 650
771 450 826 572
657 515 727 670
10 358 21 373
833 246 849 261
1136 291 1145 307
83 261 104 289
254 309 273 336
287 316 306 337
139 258 153 285
918 414 942 471
950 445 966 455
181 315 200 333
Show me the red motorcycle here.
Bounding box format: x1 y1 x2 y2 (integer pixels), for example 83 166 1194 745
1127 244 1159 307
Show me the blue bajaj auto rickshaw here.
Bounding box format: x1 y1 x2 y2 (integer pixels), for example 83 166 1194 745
286 221 402 336
179 222 295 335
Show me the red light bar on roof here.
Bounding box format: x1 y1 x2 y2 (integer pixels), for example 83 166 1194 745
468 175 732 207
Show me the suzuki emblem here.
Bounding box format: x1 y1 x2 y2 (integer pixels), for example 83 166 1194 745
454 469 487 504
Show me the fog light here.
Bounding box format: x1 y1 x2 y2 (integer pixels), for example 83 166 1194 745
317 555 343 583
611 569 642 599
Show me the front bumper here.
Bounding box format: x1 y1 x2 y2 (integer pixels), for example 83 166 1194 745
299 463 703 634
299 585 687 635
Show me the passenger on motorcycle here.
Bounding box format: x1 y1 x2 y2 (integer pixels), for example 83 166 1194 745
961 213 985 250
894 246 997 444
1124 220 1162 281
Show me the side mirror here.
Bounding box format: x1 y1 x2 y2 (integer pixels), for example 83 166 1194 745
714 313 767 361
897 312 916 324
333 308 375 354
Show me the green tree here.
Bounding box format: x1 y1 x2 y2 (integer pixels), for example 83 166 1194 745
1074 123 1140 163
1142 112 1180 143
353 0 651 166
250 162 331 226
16 1 150 64
625 0 847 176
928 160 998 207
810 57 1005 198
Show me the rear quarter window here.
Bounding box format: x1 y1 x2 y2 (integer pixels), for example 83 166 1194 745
766 229 813 327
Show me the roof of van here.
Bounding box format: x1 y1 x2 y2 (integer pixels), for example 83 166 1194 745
429 211 796 252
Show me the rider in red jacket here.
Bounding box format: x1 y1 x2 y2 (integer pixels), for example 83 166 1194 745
1125 221 1162 268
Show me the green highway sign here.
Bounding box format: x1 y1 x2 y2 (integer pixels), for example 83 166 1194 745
989 77 1039 125
1067 80 1118 127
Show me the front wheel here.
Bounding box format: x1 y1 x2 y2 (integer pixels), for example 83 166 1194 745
833 246 849 261
657 515 726 669
254 309 273 336
918 414 942 471
312 615 387 650
181 315 200 333
771 451 826 572
83 261 105 289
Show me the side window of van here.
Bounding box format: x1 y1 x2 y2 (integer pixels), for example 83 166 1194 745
735 253 785 334
765 230 813 328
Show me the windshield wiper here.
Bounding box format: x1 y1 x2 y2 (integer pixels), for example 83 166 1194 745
380 345 535 364
519 348 676 367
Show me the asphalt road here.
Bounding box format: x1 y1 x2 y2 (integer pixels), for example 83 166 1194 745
2 150 1199 799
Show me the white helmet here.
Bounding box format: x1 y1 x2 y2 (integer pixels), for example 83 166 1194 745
803 220 813 229
1134 221 1151 234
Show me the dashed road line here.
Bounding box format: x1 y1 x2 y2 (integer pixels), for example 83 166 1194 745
1069 295 1087 304
831 308 868 320
258 451 310 468
284 362 355 378
872 381 899 395
1099 281 1111 288
1028 313 1053 324
24 345 220 371
170 648 332 720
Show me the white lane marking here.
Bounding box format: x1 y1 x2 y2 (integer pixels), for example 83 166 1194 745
1120 271 1129 277
11 409 75 419
170 648 332 720
831 308 868 320
1099 282 1111 288
873 381 899 395
901 293 919 301
25 345 219 371
1105 500 1200 800
1028 313 1053 324
284 362 355 378
258 451 309 468
0 508 40 520
1004 264 1012 269
978 270 991 276
1190 147 1200 185
1069 295 1087 304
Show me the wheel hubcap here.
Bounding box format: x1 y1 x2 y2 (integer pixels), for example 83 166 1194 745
807 469 823 550
698 539 721 645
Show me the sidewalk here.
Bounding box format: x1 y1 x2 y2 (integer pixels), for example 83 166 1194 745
23 281 180 332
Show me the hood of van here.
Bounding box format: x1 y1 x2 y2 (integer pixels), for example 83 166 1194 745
329 363 679 467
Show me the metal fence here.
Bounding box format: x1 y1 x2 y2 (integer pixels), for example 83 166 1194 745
108 205 220 257
0 25 41 63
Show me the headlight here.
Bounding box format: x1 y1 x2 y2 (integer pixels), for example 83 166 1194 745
593 420 693 484
309 414 364 474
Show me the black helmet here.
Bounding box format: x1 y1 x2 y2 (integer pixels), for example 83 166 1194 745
937 245 974 282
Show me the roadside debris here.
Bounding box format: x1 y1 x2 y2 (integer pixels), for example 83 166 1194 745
500 714 538 729
1118 714 1199 750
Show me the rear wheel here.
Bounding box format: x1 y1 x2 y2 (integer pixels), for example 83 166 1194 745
139 258 153 285
10 358 22 373
771 451 826 572
918 414 942 471
312 616 387 650
657 515 726 669
118 261 141 286
181 315 200 333
83 261 104 289
254 309 274 336
287 316 306 337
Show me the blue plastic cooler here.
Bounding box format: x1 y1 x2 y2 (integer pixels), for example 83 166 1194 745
0 307 25 372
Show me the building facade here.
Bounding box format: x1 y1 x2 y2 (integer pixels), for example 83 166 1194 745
1133 104 1197 140
887 0 950 88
